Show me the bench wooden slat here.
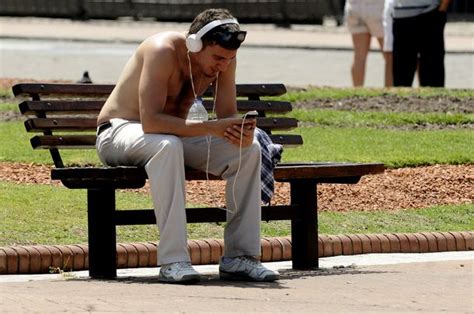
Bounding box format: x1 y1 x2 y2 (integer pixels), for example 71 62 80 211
25 118 97 131
50 163 385 189
30 135 96 149
269 134 303 146
13 84 114 97
49 164 383 181
19 100 293 115
25 117 298 132
13 83 287 98
274 162 386 181
30 134 303 149
203 100 292 113
19 100 104 114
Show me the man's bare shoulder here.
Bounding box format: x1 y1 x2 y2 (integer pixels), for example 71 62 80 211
138 31 185 55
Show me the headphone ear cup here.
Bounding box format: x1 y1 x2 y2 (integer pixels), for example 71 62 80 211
186 34 202 53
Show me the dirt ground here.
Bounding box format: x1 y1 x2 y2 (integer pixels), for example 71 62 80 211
1 162 472 211
1 78 473 211
296 94 474 114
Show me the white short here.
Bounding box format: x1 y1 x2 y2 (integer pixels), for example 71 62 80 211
344 0 385 38
383 0 394 51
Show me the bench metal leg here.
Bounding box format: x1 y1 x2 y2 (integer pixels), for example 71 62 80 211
87 188 117 279
290 180 318 269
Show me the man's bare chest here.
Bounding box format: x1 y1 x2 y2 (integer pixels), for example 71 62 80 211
165 75 213 117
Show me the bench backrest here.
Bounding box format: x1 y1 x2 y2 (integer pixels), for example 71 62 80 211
13 83 302 168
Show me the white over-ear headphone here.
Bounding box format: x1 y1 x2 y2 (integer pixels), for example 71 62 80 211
186 18 239 53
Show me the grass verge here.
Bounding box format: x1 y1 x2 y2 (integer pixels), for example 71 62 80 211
0 103 17 111
1 86 472 247
1 181 472 246
0 121 101 165
276 86 474 102
286 108 474 128
1 121 472 168
281 127 473 168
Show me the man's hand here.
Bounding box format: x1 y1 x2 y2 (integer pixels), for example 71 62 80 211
439 0 451 12
209 118 256 147
225 120 256 147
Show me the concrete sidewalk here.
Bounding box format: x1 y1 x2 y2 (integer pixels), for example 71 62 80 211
1 17 473 88
1 252 473 312
1 16 473 52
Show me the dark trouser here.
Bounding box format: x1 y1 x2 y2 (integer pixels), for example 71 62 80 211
393 9 447 87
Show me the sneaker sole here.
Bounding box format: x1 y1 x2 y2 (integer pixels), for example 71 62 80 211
158 274 201 284
219 270 279 282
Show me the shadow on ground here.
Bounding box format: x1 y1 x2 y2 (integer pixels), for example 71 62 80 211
66 265 393 290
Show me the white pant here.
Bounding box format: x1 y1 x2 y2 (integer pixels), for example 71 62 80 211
96 118 262 265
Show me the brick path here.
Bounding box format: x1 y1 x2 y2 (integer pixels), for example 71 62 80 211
1 231 472 275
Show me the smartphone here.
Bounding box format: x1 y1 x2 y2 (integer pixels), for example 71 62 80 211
243 110 259 120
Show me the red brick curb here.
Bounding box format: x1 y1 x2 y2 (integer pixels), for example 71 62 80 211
0 231 472 275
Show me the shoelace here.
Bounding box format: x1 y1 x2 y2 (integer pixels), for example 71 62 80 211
164 262 191 271
239 256 274 278
238 256 260 267
176 262 193 269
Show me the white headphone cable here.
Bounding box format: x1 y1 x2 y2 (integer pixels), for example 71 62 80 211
186 51 198 100
209 73 246 215
188 51 210 199
187 51 243 214
205 73 218 209
231 112 250 214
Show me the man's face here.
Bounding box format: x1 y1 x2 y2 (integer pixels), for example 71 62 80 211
198 44 237 78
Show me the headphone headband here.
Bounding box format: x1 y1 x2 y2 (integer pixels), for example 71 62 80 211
186 18 240 53
195 18 239 40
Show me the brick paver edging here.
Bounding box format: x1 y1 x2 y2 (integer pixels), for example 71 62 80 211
0 231 472 275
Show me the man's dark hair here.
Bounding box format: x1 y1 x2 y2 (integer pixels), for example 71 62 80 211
188 8 242 49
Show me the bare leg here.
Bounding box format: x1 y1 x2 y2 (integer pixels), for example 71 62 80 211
351 32 371 87
376 37 393 87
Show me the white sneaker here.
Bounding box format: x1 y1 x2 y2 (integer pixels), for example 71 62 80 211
158 262 200 283
219 256 280 282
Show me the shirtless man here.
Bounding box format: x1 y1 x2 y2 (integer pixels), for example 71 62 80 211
96 8 279 283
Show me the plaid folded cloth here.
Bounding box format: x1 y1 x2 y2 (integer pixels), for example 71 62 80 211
255 128 283 205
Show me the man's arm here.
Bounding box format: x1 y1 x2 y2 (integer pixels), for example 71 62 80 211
213 58 256 147
213 58 238 119
138 41 171 133
438 0 451 12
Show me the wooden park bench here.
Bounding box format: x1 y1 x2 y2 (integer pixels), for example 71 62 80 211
12 82 385 279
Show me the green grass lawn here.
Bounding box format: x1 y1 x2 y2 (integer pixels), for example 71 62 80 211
287 108 474 128
1 181 472 246
0 121 101 165
0 102 16 111
282 127 473 167
1 86 472 247
275 86 474 102
1 121 472 168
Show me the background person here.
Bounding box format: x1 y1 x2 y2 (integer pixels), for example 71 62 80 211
345 0 393 87
390 0 452 87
